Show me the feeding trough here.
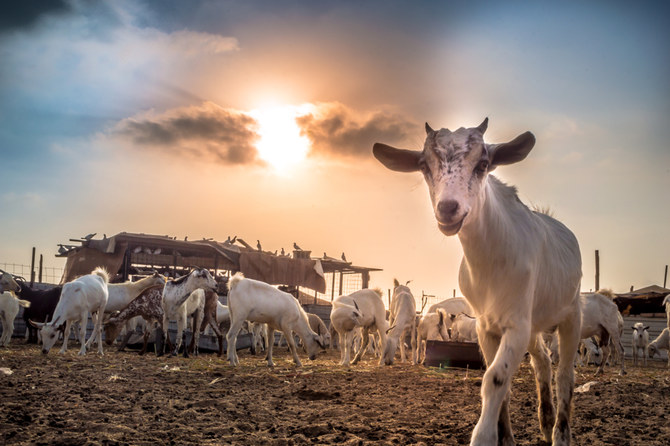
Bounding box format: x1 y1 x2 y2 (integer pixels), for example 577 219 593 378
423 340 485 370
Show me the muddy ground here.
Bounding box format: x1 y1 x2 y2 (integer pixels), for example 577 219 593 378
1 343 669 445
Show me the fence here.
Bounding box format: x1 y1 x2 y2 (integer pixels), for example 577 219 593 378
0 263 64 285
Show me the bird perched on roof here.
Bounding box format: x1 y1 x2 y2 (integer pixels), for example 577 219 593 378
184 236 188 241
281 248 285 256
133 246 143 254
273 250 278 255
257 240 262 251
57 245 67 255
83 233 96 240
293 242 302 251
341 252 348 262
153 248 162 255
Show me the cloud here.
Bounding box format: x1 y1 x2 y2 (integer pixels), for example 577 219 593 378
113 102 260 165
0 0 72 33
296 102 417 158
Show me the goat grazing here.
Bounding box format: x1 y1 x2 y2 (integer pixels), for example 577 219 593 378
374 118 583 445
579 292 625 375
15 282 62 344
226 273 324 367
647 327 670 367
331 289 388 366
416 309 450 363
382 279 417 365
0 292 30 346
30 267 109 355
160 267 217 357
307 313 331 349
450 313 478 343
631 322 650 367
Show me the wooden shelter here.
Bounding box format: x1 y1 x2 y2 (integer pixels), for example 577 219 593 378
613 285 669 316
57 232 381 300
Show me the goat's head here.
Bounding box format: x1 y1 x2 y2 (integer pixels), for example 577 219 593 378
382 335 399 366
0 270 21 293
648 343 659 358
192 268 217 291
373 119 535 235
30 315 62 354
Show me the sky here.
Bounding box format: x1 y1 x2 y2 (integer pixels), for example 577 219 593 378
1 0 669 303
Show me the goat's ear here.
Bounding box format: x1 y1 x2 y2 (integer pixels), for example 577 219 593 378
644 326 650 330
393 278 399 288
353 301 360 311
373 143 422 173
488 131 535 168
386 325 395 334
449 313 456 321
315 335 325 350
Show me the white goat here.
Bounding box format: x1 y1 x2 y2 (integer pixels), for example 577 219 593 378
664 294 670 331
331 289 388 366
631 322 650 367
579 292 626 375
160 268 217 356
0 270 22 294
382 280 417 365
0 292 30 346
427 297 473 317
374 118 582 445
450 313 478 343
31 267 109 355
416 309 450 363
226 273 324 367
647 328 670 367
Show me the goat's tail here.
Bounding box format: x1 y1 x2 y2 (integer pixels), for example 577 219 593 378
371 287 383 298
596 288 615 299
16 298 31 308
92 267 110 284
228 272 245 293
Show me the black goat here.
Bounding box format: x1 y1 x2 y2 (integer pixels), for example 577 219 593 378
15 281 62 343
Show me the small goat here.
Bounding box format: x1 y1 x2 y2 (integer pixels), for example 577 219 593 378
647 328 670 367
0 292 30 346
382 279 417 365
631 322 650 367
449 312 478 343
160 267 217 356
226 273 324 367
374 118 583 445
580 292 625 375
331 289 388 366
416 309 450 363
31 267 109 355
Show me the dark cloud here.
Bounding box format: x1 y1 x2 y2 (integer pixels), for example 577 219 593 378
296 103 417 158
0 0 71 33
115 102 260 165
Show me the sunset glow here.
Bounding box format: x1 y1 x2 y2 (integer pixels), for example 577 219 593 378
251 105 312 172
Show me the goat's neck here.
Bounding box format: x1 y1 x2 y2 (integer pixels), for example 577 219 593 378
458 176 532 273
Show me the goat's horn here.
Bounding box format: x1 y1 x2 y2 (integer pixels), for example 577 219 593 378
425 122 434 134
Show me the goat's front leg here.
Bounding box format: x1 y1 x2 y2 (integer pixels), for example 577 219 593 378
173 313 185 356
59 320 72 353
226 317 245 366
471 324 530 446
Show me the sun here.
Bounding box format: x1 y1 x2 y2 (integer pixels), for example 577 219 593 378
250 104 313 172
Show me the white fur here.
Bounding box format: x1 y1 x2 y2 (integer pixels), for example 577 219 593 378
0 292 30 346
382 282 417 365
331 289 388 366
416 309 450 363
226 273 323 367
374 119 582 445
161 268 216 356
631 322 650 367
33 268 109 355
647 328 670 367
579 292 625 375
450 313 478 343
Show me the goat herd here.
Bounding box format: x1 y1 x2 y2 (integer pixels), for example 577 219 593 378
2 119 670 445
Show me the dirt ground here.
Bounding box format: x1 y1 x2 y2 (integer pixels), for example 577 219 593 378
1 343 669 446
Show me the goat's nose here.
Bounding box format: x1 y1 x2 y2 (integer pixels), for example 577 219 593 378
437 199 460 220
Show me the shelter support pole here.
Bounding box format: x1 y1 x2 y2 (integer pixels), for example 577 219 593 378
338 271 343 298
330 272 336 301
595 250 600 291
38 254 43 283
30 247 36 287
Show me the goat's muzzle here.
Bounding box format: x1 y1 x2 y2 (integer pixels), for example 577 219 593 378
41 349 49 355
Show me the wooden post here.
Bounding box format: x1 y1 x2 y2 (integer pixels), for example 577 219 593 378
330 271 336 301
388 289 391 308
38 254 43 283
30 247 36 287
453 289 456 298
596 249 600 291
664 265 668 289
338 271 344 298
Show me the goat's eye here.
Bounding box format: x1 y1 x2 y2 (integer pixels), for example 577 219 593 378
475 160 489 174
